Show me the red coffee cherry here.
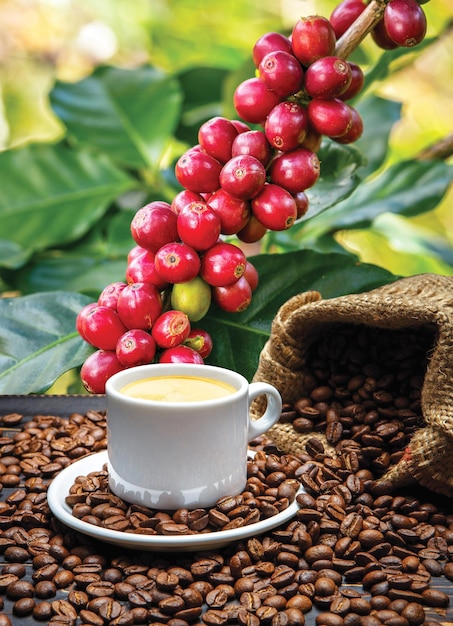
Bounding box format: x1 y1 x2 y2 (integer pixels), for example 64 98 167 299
269 148 320 194
81 305 128 351
184 328 213 359
243 261 259 292
304 56 352 99
372 18 399 50
159 345 204 364
98 282 127 311
154 242 201 284
384 0 427 47
265 101 308 152
219 155 267 200
212 276 253 313
307 98 353 138
233 77 281 124
126 249 170 291
207 189 251 235
130 201 178 252
236 214 268 244
339 62 364 100
116 329 156 367
259 50 304 97
251 183 298 231
291 16 336 67
176 202 221 251
117 282 162 330
334 107 364 144
81 350 125 394
329 0 366 38
200 241 246 287
231 130 273 167
175 148 222 193
76 302 98 340
252 31 293 67
198 116 239 164
171 189 205 214
151 310 191 349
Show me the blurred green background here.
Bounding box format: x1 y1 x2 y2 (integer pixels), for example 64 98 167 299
0 0 452 278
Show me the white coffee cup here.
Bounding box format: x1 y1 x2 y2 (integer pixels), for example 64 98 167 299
105 363 282 509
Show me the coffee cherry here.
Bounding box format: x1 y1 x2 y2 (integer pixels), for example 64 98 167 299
212 276 252 313
176 202 221 251
159 345 204 364
269 148 320 194
252 31 293 67
117 282 162 330
231 119 250 134
329 0 366 38
98 282 127 311
130 201 178 252
372 19 399 49
219 155 266 200
170 276 212 321
198 116 239 164
265 101 308 152
175 148 222 193
151 310 191 349
301 125 323 152
291 16 336 67
127 245 147 264
233 77 281 124
259 50 304 97
200 241 246 287
171 189 205 214
116 329 156 367
154 242 201 283
184 328 213 359
236 214 268 244
338 62 364 100
334 107 363 144
304 56 352 99
384 0 427 47
251 183 298 231
231 130 273 167
76 302 97 340
207 189 251 235
126 249 170 291
81 350 125 394
308 98 353 138
81 305 128 351
243 261 259 291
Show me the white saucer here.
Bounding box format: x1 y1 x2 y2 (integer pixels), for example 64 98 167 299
47 450 303 551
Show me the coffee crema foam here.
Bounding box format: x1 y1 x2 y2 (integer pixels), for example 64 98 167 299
120 375 237 402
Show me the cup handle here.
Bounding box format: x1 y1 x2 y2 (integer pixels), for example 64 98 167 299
247 382 282 441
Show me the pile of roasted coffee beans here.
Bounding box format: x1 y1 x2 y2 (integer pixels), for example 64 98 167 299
0 320 452 626
65 454 300 537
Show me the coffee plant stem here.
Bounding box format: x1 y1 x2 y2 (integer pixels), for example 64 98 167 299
416 132 453 161
335 0 388 59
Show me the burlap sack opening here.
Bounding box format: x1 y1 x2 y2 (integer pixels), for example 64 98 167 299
252 273 453 497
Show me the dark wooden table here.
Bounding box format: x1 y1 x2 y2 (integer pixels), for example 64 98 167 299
0 395 452 626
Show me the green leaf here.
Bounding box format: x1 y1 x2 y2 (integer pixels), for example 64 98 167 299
0 240 29 270
0 292 94 394
50 65 182 169
203 249 396 381
301 141 366 220
16 255 127 298
353 96 401 178
175 66 231 146
0 142 135 256
300 159 453 240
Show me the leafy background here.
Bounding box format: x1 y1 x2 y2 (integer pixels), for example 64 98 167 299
0 0 452 393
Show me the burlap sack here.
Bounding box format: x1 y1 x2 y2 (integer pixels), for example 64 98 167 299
252 273 453 497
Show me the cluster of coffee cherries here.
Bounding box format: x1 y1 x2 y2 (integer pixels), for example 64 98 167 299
77 1 428 393
76 200 260 393
330 0 427 50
